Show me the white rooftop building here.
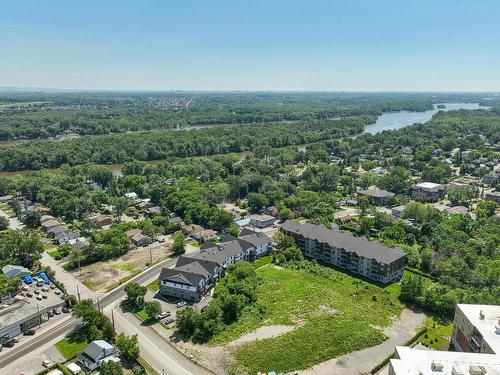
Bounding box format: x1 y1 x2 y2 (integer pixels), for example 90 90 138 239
451 304 500 355
389 346 500 375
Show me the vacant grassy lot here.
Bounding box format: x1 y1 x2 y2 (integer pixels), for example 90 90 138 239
55 332 88 359
212 262 403 374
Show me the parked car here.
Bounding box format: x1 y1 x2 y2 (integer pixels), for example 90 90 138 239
156 311 171 319
48 310 54 318
24 329 36 336
53 307 62 315
36 295 42 301
49 283 56 289
34 288 41 294
3 340 15 348
42 285 49 292
164 317 176 325
42 360 53 368
42 293 48 299
62 306 70 313
26 292 33 298
21 285 29 291
54 289 61 295
12 337 20 343
176 300 187 308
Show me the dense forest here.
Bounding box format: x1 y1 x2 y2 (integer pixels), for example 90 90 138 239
0 91 496 140
0 116 371 171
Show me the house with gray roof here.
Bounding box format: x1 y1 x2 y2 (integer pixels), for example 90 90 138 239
358 188 395 206
77 340 117 371
159 267 207 302
1 264 31 279
280 220 406 283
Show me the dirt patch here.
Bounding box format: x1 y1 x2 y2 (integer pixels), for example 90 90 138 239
229 325 296 346
74 243 171 293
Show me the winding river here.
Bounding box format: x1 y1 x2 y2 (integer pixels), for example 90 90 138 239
0 103 489 177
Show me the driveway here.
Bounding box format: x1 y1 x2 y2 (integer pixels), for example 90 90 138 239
0 207 23 230
298 308 426 375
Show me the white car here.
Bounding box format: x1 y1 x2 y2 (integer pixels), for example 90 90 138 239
176 301 187 308
156 311 171 319
42 359 53 368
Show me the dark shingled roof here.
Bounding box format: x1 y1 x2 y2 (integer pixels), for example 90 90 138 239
159 268 204 286
176 256 219 274
358 188 395 198
239 231 272 247
281 220 406 264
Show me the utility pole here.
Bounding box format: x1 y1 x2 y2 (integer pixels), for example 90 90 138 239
37 303 41 328
150 248 153 264
111 308 115 328
76 283 81 302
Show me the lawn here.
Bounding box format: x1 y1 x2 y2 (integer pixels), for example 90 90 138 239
212 262 404 374
416 316 452 350
55 332 89 359
147 279 160 291
253 255 272 269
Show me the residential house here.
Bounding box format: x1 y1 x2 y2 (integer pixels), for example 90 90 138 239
0 195 14 203
483 172 500 186
55 230 81 245
41 219 60 231
124 192 139 201
248 214 276 228
89 214 112 228
77 340 118 371
238 228 272 258
410 182 446 202
1 265 31 279
47 225 68 238
484 191 500 203
391 205 406 219
181 224 205 239
358 188 395 206
280 221 406 283
159 267 207 302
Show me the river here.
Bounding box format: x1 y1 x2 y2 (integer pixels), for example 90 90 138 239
363 102 489 134
0 102 489 178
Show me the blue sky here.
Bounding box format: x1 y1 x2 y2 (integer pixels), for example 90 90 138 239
1 0 499 91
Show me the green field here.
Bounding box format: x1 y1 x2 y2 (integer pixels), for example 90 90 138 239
415 317 452 350
212 262 403 374
55 332 88 359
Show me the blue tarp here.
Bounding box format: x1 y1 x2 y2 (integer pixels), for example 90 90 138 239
23 275 33 284
39 272 50 284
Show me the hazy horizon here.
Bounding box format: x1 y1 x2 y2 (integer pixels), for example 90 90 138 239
1 0 500 91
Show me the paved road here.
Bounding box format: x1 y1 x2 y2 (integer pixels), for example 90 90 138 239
0 317 79 368
0 254 202 375
113 309 212 375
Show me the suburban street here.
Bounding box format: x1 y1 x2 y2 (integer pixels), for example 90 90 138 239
0 235 206 375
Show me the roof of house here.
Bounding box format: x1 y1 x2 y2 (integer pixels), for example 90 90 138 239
193 238 253 265
412 182 444 192
281 220 406 264
358 188 395 198
81 340 114 361
1 264 31 278
48 225 68 235
159 267 204 286
248 214 275 222
126 229 142 238
239 230 272 247
176 255 219 274
176 261 211 278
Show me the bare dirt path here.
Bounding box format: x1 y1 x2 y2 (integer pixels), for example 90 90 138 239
297 308 426 375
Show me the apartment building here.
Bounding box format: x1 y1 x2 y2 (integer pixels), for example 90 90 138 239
159 230 272 302
389 346 500 375
410 182 446 202
451 304 500 355
280 221 406 283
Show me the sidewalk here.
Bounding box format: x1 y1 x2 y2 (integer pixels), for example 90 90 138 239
41 251 98 301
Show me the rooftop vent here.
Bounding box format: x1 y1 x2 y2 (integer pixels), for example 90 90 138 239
495 320 500 335
431 361 444 372
469 365 487 375
479 310 485 320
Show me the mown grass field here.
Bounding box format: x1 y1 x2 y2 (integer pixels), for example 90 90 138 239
55 332 88 359
210 262 404 374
